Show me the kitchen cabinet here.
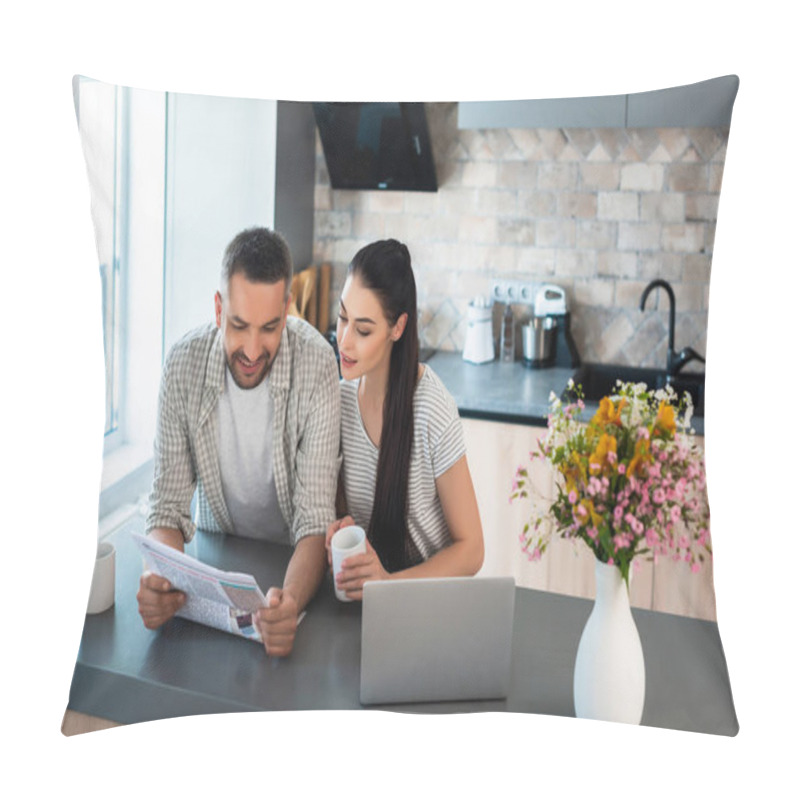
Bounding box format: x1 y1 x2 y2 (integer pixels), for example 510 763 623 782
61 710 120 736
463 417 716 621
458 75 738 130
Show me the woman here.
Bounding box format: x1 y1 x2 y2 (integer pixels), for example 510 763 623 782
326 239 484 600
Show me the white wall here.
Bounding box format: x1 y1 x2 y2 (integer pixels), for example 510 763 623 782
163 92 278 351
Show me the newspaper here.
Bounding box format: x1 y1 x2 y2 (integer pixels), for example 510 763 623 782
132 532 299 643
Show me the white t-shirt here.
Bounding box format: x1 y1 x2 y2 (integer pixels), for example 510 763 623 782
217 367 289 543
339 365 466 563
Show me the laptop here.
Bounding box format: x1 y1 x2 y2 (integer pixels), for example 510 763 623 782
359 575 516 705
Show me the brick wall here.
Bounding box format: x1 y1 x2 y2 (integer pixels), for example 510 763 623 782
312 102 727 368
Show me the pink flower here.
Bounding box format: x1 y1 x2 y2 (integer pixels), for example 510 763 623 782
691 563 701 573
568 490 578 504
527 547 542 562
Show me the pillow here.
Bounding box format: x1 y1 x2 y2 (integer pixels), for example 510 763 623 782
64 74 737 742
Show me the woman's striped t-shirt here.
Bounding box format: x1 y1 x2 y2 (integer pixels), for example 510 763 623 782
339 365 466 563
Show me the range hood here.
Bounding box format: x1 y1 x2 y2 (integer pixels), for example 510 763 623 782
312 102 438 192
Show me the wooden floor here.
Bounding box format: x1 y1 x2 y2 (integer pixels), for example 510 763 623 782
61 710 124 737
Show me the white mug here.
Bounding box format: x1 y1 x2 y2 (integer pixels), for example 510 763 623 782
330 525 367 602
87 541 116 614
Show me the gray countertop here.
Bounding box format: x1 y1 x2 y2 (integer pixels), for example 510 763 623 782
425 351 574 425
425 351 704 435
68 520 737 735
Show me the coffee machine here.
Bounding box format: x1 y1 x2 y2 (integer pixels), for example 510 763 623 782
522 284 580 369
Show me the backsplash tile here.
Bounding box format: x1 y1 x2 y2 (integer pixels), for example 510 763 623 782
312 102 727 369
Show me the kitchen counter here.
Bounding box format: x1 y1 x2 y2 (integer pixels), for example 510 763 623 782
425 351 704 435
68 520 737 734
425 351 574 426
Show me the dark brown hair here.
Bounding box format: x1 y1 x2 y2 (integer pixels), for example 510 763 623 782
221 227 292 297
348 239 420 572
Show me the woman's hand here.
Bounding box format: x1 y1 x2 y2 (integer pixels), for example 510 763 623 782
324 515 355 567
334 539 390 601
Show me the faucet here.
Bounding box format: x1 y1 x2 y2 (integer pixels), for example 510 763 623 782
639 279 706 377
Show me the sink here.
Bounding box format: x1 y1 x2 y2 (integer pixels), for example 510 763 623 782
565 362 705 417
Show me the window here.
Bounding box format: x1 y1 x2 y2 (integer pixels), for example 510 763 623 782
76 80 278 521
75 77 126 445
75 78 167 515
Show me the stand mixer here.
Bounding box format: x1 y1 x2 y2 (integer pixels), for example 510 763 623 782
522 284 580 369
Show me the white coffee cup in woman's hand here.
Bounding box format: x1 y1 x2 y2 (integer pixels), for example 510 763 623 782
325 515 355 566
330 524 366 602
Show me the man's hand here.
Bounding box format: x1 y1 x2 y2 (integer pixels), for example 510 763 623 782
137 571 186 629
255 587 299 658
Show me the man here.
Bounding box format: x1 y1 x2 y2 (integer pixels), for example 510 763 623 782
137 227 340 657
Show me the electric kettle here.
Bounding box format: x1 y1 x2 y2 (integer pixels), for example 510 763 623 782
462 296 494 364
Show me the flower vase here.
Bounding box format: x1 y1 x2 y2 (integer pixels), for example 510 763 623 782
573 559 645 724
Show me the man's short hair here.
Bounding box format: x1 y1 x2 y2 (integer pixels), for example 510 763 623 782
221 227 293 297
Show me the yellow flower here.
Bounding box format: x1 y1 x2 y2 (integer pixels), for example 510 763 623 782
626 438 652 478
589 433 617 476
574 498 601 528
592 396 627 427
560 451 587 490
654 400 676 436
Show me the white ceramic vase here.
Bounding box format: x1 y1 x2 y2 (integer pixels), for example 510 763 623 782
573 559 645 725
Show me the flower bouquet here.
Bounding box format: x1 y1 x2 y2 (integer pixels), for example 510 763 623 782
510 380 711 588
